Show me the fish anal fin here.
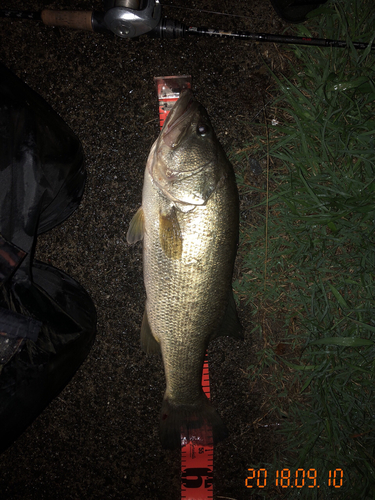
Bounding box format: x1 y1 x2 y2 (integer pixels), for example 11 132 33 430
126 207 144 244
159 206 183 259
141 308 161 355
212 289 243 341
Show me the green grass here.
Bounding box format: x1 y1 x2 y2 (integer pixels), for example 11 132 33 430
234 0 375 497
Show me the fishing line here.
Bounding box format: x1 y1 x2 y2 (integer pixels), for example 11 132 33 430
162 3 258 21
263 103 270 292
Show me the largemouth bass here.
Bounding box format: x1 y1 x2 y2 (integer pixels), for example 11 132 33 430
127 89 242 449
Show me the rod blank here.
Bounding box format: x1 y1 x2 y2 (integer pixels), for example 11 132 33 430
187 25 374 51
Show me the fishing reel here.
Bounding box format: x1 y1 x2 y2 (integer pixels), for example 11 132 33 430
102 0 186 39
103 0 161 38
37 0 185 39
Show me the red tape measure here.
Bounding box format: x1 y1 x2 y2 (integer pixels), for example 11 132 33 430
181 353 214 499
154 76 214 500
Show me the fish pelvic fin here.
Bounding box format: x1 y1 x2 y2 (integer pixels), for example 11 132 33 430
159 393 228 450
159 206 183 259
141 308 161 355
126 207 144 244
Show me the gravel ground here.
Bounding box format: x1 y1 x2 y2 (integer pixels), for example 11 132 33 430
0 1 293 498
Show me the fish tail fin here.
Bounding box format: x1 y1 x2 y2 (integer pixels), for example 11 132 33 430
159 393 228 450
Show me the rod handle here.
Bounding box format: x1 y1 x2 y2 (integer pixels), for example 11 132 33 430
41 10 94 31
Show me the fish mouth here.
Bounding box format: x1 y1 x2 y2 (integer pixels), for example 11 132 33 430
161 89 198 148
149 89 215 206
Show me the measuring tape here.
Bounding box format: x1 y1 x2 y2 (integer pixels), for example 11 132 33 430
154 76 214 500
181 352 214 500
154 75 191 127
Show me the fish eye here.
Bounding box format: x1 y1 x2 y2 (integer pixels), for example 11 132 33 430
197 123 209 136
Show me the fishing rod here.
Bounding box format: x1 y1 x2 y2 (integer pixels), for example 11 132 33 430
0 0 374 50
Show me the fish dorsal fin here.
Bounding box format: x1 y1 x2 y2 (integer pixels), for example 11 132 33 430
126 207 145 244
141 308 161 355
159 206 183 259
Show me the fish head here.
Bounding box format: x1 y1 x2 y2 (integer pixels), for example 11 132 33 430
148 90 226 206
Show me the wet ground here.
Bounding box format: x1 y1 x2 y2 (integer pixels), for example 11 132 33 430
0 1 292 498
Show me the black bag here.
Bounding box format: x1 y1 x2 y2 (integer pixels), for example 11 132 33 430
0 64 97 453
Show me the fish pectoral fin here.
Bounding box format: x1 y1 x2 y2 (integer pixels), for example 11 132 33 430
212 289 243 341
126 207 145 244
141 308 161 355
159 207 183 259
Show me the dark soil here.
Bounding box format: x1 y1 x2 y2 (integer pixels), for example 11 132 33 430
0 1 293 498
